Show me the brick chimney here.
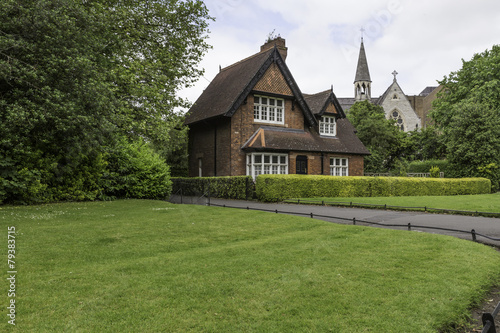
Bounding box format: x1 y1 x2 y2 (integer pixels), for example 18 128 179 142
260 36 287 61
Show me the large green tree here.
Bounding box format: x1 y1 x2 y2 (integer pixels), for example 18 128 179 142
401 126 446 162
444 99 500 190
431 45 500 190
0 0 212 202
347 101 404 173
432 45 500 128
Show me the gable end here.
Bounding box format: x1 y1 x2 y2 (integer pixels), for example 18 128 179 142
225 47 317 127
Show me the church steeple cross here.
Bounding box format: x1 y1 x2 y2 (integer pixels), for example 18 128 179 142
392 70 398 82
360 27 365 42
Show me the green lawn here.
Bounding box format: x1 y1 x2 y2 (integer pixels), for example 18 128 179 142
1 200 500 332
288 192 500 214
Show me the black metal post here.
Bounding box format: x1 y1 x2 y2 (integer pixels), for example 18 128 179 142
482 313 496 333
481 301 500 333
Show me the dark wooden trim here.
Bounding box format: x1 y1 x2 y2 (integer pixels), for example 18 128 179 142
224 47 318 128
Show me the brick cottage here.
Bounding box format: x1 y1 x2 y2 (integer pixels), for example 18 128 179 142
185 37 370 180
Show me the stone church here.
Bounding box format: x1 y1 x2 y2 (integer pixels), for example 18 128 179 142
338 39 440 131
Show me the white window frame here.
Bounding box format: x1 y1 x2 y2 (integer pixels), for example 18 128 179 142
319 116 337 136
246 153 288 180
253 95 284 125
330 157 348 176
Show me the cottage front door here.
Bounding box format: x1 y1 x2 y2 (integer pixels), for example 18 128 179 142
296 155 308 174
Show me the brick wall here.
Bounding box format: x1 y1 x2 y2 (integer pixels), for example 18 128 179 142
188 123 213 177
229 92 306 176
287 153 364 176
230 101 252 176
190 114 366 177
188 118 232 177
288 152 321 175
347 155 364 176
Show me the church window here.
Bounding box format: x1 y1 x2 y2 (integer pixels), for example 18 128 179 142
319 116 336 136
254 95 284 124
392 94 398 99
390 109 405 131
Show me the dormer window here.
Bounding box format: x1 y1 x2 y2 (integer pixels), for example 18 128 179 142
319 116 336 136
253 95 284 124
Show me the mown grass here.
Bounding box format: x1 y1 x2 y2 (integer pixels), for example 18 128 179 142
289 192 500 214
1 199 500 332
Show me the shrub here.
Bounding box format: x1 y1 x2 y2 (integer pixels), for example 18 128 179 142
429 166 441 178
104 139 172 200
409 160 450 176
171 176 254 200
0 138 172 203
256 175 491 202
477 163 500 192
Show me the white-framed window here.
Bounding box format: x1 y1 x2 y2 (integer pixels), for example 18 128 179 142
246 153 288 180
319 116 336 136
330 157 348 176
253 95 284 124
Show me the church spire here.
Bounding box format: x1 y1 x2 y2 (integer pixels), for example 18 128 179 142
354 35 372 101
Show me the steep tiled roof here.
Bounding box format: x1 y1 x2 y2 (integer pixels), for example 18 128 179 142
337 98 356 112
304 89 346 118
242 124 370 155
304 90 331 115
185 48 274 125
185 47 316 127
337 97 381 112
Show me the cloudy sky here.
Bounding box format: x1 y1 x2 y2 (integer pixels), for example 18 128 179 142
178 0 500 106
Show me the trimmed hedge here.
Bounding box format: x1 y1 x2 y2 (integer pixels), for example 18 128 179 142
171 176 254 200
256 175 491 202
408 160 451 176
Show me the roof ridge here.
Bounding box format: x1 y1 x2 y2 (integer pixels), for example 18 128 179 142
220 48 274 73
303 89 331 98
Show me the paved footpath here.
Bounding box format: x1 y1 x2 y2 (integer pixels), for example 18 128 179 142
169 195 500 247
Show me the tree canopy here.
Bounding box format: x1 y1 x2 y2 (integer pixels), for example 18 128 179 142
431 45 500 190
347 101 403 172
0 0 212 203
432 45 500 128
